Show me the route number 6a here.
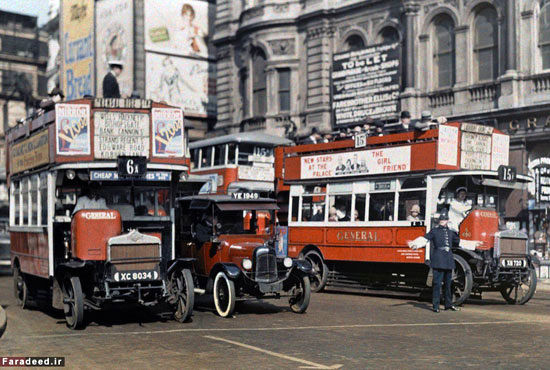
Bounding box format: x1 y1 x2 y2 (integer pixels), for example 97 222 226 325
126 159 138 175
117 156 146 177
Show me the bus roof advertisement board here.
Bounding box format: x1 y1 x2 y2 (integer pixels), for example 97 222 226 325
94 111 150 159
437 125 458 166
300 146 411 179
152 108 185 157
332 42 401 126
10 130 50 174
491 133 510 171
55 103 91 156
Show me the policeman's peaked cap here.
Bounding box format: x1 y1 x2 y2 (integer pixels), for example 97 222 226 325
108 60 124 68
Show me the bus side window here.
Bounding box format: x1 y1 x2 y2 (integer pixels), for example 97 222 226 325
398 190 426 221
329 194 352 221
369 193 394 221
214 145 225 166
227 144 236 164
202 147 213 168
301 195 326 222
354 194 366 221
192 149 200 169
291 196 299 221
13 181 20 226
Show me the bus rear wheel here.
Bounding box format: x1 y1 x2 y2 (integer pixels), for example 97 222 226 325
13 267 31 309
303 250 327 292
500 266 537 305
451 254 473 306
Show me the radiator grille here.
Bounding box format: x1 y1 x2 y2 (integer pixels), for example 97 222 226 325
255 252 277 283
499 238 526 256
109 243 160 271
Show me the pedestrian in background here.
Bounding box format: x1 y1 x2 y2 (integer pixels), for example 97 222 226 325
102 60 123 98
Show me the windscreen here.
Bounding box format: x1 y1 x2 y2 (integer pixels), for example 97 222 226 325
217 209 274 236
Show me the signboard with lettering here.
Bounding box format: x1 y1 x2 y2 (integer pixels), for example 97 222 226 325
238 165 275 182
94 111 149 159
491 133 510 170
55 103 91 156
437 125 458 166
332 41 401 126
93 98 151 109
152 108 184 157
90 170 171 181
60 0 94 100
300 146 410 180
10 130 50 174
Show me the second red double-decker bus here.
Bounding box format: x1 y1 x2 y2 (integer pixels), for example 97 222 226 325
190 133 292 195
277 122 536 305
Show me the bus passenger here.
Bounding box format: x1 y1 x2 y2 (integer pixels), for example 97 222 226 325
407 204 421 221
449 187 471 232
373 120 386 136
397 111 413 132
73 187 108 215
328 207 338 221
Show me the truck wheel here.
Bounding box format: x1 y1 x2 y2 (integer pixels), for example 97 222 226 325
500 266 537 305
213 271 235 318
13 267 31 309
62 276 84 330
289 275 311 313
303 250 327 292
173 269 195 323
451 254 473 306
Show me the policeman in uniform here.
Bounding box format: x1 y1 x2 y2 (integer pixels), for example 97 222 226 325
409 208 460 312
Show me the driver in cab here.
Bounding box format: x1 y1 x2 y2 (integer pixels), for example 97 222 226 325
449 187 471 232
73 186 108 215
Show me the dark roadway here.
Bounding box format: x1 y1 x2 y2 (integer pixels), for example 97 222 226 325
1 274 549 369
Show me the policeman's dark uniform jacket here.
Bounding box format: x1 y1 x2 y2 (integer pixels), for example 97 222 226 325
423 209 460 311
102 71 121 98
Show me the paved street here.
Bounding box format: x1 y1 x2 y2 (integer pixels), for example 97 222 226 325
1 274 549 369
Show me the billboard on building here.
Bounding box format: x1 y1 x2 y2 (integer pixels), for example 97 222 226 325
95 0 134 97
60 0 95 100
332 42 401 126
145 53 216 117
144 0 213 59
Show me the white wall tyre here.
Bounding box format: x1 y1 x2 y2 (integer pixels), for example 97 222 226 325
213 271 236 318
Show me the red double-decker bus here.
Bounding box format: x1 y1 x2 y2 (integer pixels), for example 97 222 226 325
277 122 536 305
190 133 292 195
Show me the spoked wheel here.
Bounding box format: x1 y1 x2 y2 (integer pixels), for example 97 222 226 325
303 250 327 292
500 266 537 305
13 267 31 309
213 271 235 318
451 255 473 306
171 269 195 322
289 274 311 314
62 276 84 330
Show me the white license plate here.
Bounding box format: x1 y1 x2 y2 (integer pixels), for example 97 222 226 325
501 259 526 268
114 270 159 282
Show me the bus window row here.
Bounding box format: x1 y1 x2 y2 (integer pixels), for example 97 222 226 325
289 178 427 225
192 144 274 169
11 174 48 227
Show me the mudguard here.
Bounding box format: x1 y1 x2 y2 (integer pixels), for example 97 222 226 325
454 248 483 262
293 259 313 275
167 258 196 274
220 263 241 279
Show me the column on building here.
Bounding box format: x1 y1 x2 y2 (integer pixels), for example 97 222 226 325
400 2 420 115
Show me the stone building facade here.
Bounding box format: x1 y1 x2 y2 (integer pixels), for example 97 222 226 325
212 0 550 249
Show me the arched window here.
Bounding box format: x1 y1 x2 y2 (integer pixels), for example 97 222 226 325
473 7 498 81
433 15 455 88
378 26 400 44
540 2 550 69
252 48 267 116
344 34 365 51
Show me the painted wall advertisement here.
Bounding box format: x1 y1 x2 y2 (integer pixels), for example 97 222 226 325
144 0 213 59
95 0 134 97
332 41 401 126
300 146 411 180
10 131 50 174
152 108 185 157
60 0 94 100
94 111 149 159
55 103 91 155
146 53 216 117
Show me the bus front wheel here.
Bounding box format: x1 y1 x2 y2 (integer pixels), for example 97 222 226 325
451 254 473 306
303 250 327 292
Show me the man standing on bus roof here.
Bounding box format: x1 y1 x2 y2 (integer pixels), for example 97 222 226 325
408 208 460 312
449 187 471 233
102 60 123 98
